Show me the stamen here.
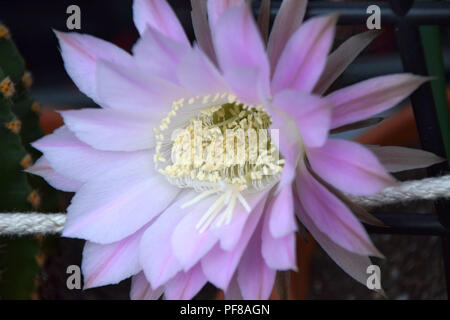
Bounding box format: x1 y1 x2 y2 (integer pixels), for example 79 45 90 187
237 192 251 213
181 189 219 209
196 191 229 233
154 92 285 232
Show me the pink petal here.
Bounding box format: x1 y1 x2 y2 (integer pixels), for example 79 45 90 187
237 222 276 300
82 223 149 289
177 45 228 95
213 5 271 104
54 31 131 104
140 191 199 289
267 0 307 74
171 194 221 270
63 154 179 244
130 272 163 300
366 145 445 172
328 74 429 128
164 264 207 300
223 66 269 104
367 145 445 173
295 162 383 257
262 211 297 270
207 0 244 29
263 100 302 190
273 90 332 148
307 139 396 195
295 195 377 287
271 14 338 94
212 190 268 251
96 59 188 113
132 0 189 44
26 156 82 192
314 30 380 95
268 186 297 238
201 194 267 290
31 126 138 183
132 25 190 84
60 108 157 152
191 0 217 65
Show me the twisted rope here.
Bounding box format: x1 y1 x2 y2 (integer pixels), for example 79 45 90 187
0 175 449 236
0 213 65 235
349 175 450 208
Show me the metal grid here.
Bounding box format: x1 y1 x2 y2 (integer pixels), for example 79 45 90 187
269 0 450 298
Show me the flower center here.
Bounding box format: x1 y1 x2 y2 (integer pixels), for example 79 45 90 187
153 94 284 232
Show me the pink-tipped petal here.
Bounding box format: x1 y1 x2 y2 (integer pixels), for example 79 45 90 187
164 264 207 300
54 31 131 104
130 272 163 300
191 0 217 65
207 0 244 29
296 163 383 257
329 74 429 129
314 30 380 95
31 126 138 183
177 45 229 95
261 205 297 270
82 223 149 289
60 108 157 152
267 0 307 73
273 90 332 148
261 200 297 270
295 196 377 287
96 59 187 113
132 25 190 84
268 186 297 238
133 0 189 44
140 191 199 289
307 139 396 195
63 154 179 244
26 156 82 192
213 5 271 104
271 14 338 94
264 100 303 190
201 194 267 290
367 145 445 173
237 222 276 300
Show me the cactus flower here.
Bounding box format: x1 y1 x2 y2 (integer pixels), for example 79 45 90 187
29 0 441 299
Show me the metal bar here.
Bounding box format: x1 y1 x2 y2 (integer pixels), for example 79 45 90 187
367 213 445 236
389 0 450 299
267 1 450 25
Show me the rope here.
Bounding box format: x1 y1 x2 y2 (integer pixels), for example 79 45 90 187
0 175 449 236
0 213 65 235
349 175 450 208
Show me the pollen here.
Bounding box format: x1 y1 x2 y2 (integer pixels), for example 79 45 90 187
152 93 284 232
